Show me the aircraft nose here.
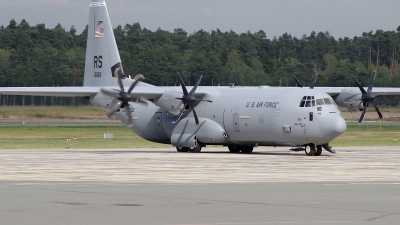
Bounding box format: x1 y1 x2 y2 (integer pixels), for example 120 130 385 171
318 113 346 143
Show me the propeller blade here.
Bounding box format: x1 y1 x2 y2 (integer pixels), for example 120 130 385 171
172 103 187 124
197 99 213 103
116 69 125 92
108 98 118 109
127 74 145 94
367 71 376 92
358 106 367 123
351 75 366 95
292 75 302 88
371 102 383 119
189 75 203 95
310 73 318 89
107 101 121 118
191 105 200 125
177 72 189 95
124 104 132 125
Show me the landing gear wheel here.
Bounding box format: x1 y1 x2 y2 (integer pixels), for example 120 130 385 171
189 145 202 153
228 145 241 153
305 144 316 156
176 146 189 152
314 145 322 156
189 137 202 153
241 146 254 153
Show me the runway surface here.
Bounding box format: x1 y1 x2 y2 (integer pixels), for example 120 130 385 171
1 147 400 224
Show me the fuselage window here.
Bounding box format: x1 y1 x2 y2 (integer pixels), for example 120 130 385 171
316 99 324 106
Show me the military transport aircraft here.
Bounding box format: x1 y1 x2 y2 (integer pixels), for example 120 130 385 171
0 0 399 156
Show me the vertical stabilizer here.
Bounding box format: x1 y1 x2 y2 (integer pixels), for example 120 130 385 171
84 0 123 87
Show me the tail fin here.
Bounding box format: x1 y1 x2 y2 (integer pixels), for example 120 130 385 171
84 0 123 87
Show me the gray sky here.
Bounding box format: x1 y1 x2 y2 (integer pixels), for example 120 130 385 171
1 0 400 39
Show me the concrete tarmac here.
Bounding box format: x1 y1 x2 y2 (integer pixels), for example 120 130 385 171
1 147 400 224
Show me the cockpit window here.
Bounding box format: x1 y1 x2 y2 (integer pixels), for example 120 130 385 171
299 96 315 107
300 96 306 107
323 98 332 105
316 99 324 106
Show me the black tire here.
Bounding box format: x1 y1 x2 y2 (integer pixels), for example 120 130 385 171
241 146 254 153
228 145 241 153
176 146 189 152
305 144 316 156
189 145 202 153
187 136 202 153
314 145 322 156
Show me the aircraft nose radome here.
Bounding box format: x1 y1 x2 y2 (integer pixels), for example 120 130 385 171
318 113 347 143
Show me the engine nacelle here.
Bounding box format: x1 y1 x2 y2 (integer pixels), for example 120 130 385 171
334 88 363 111
168 117 228 146
90 91 114 109
152 91 184 115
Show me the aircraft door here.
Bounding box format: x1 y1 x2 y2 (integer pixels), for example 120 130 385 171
302 110 320 143
154 112 167 138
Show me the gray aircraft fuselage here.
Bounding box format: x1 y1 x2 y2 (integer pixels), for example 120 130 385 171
104 85 346 148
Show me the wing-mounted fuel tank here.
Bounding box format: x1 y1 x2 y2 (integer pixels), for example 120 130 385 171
166 117 228 147
334 88 363 111
152 91 185 115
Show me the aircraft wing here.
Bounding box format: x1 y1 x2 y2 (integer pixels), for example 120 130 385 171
368 88 400 96
314 87 400 97
0 82 164 100
0 87 100 97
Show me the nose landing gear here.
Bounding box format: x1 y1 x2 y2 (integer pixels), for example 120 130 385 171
304 144 335 156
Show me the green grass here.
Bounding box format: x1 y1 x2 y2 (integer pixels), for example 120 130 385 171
1 125 400 149
0 126 169 149
331 125 400 146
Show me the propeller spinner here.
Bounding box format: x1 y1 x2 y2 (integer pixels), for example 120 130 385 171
351 71 383 123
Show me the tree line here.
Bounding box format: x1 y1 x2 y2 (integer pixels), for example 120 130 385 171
1 19 400 105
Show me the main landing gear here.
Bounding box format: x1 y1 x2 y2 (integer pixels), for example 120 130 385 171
304 144 323 156
176 139 203 153
176 145 202 153
228 145 254 153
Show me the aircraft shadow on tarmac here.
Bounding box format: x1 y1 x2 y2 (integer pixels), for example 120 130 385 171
78 149 334 157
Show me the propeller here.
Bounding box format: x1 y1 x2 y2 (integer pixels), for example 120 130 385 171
310 73 318 89
293 73 318 89
351 71 383 123
293 75 302 87
173 72 212 125
101 73 145 126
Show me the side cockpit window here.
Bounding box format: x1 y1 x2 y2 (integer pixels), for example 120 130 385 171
299 96 315 107
317 97 339 110
323 98 333 105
